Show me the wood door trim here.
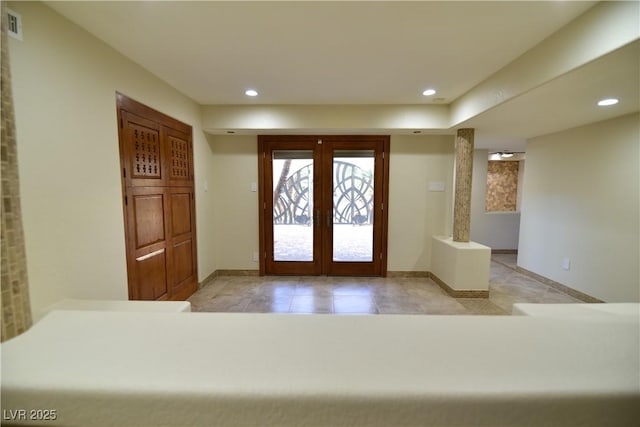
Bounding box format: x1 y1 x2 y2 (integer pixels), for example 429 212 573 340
259 137 323 275
380 137 390 277
116 92 192 134
258 137 266 276
322 137 389 276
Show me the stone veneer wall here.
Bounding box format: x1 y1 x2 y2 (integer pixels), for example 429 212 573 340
453 129 474 242
1 2 33 341
486 161 519 212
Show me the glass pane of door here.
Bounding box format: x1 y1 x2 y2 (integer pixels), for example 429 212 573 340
332 150 375 262
272 150 314 261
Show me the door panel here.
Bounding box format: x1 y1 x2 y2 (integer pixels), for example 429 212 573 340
331 150 375 262
135 249 168 300
133 193 166 248
172 240 194 285
272 149 315 262
263 141 322 275
122 112 164 187
129 123 162 180
168 187 197 296
166 127 194 186
323 141 386 276
126 187 169 300
170 193 192 236
259 136 389 276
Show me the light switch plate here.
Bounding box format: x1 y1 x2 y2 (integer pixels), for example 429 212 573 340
429 181 445 192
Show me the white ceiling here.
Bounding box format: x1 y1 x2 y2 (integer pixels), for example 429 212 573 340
47 0 596 104
45 1 638 150
463 40 640 150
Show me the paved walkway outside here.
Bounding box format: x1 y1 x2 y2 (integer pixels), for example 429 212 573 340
274 224 373 262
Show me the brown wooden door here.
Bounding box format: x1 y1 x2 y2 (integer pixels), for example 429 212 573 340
322 137 388 276
261 138 323 275
117 93 198 300
259 136 389 276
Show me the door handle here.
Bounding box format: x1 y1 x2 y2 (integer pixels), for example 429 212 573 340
326 210 332 227
314 210 320 227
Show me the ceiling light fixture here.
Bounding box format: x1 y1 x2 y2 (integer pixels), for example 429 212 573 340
422 89 436 96
597 98 618 106
245 89 258 97
499 152 514 158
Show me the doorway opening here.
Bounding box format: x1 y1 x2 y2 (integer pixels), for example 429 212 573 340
258 136 389 276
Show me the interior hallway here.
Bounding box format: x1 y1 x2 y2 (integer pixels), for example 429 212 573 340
188 254 580 315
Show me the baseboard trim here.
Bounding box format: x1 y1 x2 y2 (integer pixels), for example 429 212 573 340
430 273 489 298
198 270 218 288
199 269 260 287
515 266 604 303
491 249 518 254
387 271 430 278
215 269 260 277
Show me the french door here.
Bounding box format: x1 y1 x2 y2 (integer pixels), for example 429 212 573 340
258 136 389 276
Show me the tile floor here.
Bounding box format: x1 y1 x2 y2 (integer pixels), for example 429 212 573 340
188 254 581 315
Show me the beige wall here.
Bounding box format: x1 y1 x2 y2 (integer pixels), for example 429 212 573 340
205 134 455 272
431 236 490 291
388 135 454 271
470 150 520 250
208 135 259 270
8 2 216 319
519 113 639 302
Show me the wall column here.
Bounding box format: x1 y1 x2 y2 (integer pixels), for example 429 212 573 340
432 128 489 296
453 128 474 242
1 1 33 341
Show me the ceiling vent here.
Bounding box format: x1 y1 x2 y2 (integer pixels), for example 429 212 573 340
7 9 22 41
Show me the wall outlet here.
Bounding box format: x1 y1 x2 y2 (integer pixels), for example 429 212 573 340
252 252 259 262
561 258 571 271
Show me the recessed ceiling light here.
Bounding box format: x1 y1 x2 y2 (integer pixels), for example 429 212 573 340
597 98 618 106
422 89 436 96
245 89 258 97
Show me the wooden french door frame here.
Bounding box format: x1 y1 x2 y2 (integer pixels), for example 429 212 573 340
261 138 323 275
322 137 388 276
258 135 389 276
